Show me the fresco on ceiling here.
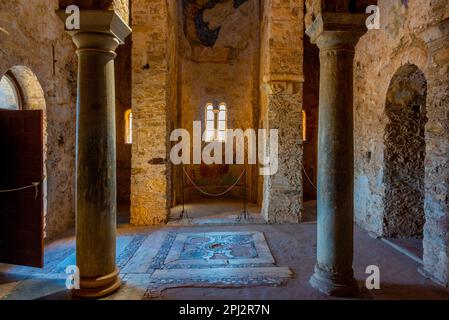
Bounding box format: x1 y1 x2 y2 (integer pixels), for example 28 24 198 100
183 0 249 47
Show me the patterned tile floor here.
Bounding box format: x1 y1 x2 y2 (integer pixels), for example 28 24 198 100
142 231 292 299
180 233 258 260
0 228 292 300
1 200 449 300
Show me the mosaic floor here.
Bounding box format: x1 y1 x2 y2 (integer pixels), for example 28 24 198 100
142 231 292 299
0 229 293 300
1 200 448 300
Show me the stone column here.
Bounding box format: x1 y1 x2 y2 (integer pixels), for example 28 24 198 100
57 10 131 299
306 13 367 296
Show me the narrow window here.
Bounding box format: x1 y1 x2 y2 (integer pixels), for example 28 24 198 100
205 103 215 142
125 109 133 144
302 110 307 142
204 103 227 142
217 103 227 142
0 73 21 110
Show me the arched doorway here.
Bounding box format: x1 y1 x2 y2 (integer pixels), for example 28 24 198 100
384 64 427 240
1 66 48 236
0 66 46 266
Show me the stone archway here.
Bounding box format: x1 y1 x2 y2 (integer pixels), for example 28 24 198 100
6 66 48 237
383 64 428 238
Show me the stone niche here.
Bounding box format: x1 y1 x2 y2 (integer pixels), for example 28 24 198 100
383 64 427 238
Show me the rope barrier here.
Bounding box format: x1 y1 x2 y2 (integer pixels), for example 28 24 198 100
302 165 317 191
0 182 41 199
182 167 246 197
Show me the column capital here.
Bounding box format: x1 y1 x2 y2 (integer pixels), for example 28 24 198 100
56 10 131 45
262 73 304 95
306 12 368 51
419 18 449 50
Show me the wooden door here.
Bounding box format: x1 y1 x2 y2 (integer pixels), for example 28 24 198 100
0 110 44 268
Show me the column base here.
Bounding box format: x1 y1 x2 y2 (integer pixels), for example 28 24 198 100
309 264 359 297
72 267 121 299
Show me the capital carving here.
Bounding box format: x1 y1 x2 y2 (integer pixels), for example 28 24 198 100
262 73 303 95
264 80 302 95
56 10 131 45
306 12 368 51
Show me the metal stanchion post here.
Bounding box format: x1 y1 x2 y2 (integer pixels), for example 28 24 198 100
244 169 247 219
181 165 185 219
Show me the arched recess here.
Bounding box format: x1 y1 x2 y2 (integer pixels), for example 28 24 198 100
383 64 428 238
5 66 48 237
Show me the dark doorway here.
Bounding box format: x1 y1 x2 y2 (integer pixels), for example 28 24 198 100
0 110 44 267
384 64 427 239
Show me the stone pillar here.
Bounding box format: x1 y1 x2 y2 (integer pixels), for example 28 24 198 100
306 13 367 296
57 10 131 299
130 0 172 226
260 0 304 224
262 76 303 223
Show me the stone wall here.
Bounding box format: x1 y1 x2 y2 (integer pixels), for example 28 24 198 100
130 0 178 225
352 0 449 285
0 0 77 239
260 0 304 223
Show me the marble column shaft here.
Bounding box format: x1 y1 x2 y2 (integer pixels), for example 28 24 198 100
57 10 131 298
306 13 367 296
74 31 119 287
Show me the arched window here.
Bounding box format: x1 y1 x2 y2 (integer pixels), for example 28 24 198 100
217 103 227 141
302 110 307 142
204 103 227 142
0 73 21 110
205 103 215 142
125 109 133 144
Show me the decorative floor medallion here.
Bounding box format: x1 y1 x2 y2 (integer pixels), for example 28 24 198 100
143 231 293 299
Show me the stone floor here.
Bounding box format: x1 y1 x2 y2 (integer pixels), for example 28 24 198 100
168 198 264 226
0 200 448 300
383 237 424 263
